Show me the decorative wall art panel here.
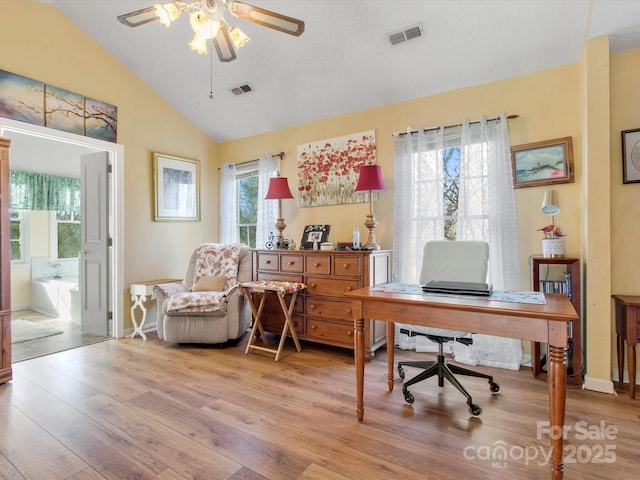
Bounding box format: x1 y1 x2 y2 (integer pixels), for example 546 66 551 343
0 68 118 143
297 130 376 207
0 69 44 126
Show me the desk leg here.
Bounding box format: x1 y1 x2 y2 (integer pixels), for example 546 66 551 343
387 321 395 391
130 294 148 340
548 343 567 480
355 316 365 421
629 344 636 399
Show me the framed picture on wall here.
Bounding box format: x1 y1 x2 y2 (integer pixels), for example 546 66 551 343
510 137 574 188
153 152 200 221
621 128 640 184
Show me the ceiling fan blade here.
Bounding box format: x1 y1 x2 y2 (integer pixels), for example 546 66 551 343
117 5 159 27
228 1 305 36
212 26 237 62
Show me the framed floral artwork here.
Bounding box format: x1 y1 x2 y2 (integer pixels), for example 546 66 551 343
510 137 574 188
297 130 376 207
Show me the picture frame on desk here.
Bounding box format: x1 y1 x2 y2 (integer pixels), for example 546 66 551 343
510 137 574 188
621 128 640 184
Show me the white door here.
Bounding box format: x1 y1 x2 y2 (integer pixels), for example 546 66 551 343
80 152 110 336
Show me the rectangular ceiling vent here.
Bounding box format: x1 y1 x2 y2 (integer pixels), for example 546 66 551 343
229 84 254 96
387 23 424 46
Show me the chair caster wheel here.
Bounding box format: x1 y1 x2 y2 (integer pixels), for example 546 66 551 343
403 388 414 404
490 382 500 393
469 404 482 416
398 365 405 380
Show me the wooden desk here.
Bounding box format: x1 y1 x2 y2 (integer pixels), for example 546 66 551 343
346 287 577 480
612 294 640 398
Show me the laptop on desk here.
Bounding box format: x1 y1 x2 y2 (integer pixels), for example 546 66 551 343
422 280 493 296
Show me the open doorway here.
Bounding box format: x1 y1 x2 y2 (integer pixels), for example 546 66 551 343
0 118 124 362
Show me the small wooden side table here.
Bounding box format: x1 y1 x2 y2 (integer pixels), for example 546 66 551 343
240 280 306 361
130 279 182 340
612 294 640 398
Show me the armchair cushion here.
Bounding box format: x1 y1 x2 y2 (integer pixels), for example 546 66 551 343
192 275 227 292
166 291 229 314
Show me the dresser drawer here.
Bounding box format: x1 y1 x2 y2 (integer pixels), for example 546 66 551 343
305 298 353 320
257 272 304 283
260 311 304 335
332 256 362 277
257 253 280 271
280 254 304 273
307 318 354 344
306 276 360 296
305 254 331 275
263 292 304 313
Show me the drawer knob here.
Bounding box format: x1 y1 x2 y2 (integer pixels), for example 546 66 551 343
346 308 352 314
311 325 317 330
265 260 271 264
311 283 317 288
345 286 352 292
347 330 353 336
314 262 320 267
288 260 295 265
343 264 350 269
310 304 316 310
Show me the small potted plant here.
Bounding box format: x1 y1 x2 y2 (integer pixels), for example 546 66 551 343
538 224 566 258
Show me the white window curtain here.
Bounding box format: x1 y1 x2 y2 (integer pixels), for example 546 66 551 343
219 163 238 244
256 153 279 248
393 113 523 370
393 113 520 289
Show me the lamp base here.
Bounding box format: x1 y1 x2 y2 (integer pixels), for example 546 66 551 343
362 214 380 250
542 238 565 258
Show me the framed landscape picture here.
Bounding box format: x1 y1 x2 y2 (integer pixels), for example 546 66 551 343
622 128 640 184
510 137 574 188
153 153 200 221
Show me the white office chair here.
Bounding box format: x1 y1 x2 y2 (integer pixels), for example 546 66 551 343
396 240 500 416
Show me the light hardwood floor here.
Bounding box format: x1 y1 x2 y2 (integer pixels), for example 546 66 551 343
0 332 638 480
11 310 109 363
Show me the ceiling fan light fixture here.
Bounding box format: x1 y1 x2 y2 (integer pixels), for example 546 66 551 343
229 25 250 50
154 2 183 27
190 11 220 39
189 33 208 54
202 0 225 22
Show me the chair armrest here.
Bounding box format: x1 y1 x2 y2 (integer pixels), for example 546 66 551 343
154 282 187 299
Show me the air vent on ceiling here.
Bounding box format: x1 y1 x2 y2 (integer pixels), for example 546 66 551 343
229 84 254 96
387 23 424 46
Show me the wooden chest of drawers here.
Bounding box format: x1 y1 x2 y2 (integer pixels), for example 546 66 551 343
253 249 391 360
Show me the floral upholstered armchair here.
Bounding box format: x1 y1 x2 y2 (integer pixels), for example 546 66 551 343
153 243 252 344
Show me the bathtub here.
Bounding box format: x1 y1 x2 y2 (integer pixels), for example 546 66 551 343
30 276 80 324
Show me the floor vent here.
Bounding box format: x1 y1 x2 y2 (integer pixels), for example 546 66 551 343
387 23 424 46
229 84 254 96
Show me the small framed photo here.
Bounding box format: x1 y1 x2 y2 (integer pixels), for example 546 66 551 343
510 137 574 188
301 224 330 249
153 152 200 221
621 128 640 184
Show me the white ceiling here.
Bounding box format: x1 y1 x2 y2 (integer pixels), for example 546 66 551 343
51 0 640 144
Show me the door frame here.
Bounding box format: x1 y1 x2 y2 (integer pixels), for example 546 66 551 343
0 118 124 338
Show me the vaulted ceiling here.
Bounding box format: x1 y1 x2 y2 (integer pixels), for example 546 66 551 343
53 0 640 144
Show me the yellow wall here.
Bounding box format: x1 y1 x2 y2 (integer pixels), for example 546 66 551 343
1 2 220 328
219 65 583 300
610 48 640 380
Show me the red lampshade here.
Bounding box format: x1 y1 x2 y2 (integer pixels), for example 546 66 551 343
264 176 294 199
354 164 387 192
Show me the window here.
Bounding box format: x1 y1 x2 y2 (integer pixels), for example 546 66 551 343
10 209 29 262
237 162 259 248
51 211 81 259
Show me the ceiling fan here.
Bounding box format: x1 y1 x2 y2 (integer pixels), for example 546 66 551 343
117 0 305 62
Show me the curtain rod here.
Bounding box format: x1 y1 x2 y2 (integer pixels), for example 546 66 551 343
218 152 285 170
394 114 519 137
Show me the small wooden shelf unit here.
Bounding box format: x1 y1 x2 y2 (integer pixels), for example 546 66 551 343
531 256 582 385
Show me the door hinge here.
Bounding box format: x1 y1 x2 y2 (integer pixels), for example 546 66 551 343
108 237 113 247
108 164 113 174
108 311 113 321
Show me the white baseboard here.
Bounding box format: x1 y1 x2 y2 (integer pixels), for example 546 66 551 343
610 368 640 384
583 376 616 394
122 322 156 339
12 304 30 312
